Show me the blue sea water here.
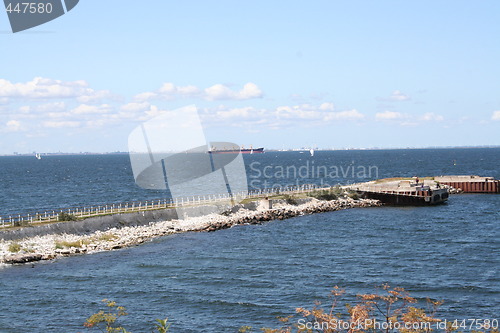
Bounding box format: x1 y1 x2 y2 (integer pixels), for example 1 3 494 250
1 148 499 217
0 148 498 332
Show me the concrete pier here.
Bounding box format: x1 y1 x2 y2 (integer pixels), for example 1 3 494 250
351 178 449 205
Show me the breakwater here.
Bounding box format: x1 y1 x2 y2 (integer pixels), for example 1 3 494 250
0 197 380 265
0 185 319 228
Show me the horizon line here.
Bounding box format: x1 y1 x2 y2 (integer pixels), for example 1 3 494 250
1 145 500 156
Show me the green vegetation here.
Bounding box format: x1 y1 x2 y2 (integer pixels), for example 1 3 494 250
98 233 118 242
8 242 22 253
253 285 499 333
54 234 117 249
283 194 298 205
84 286 498 333
347 189 359 200
308 189 338 201
13 220 30 227
220 210 232 216
307 185 350 201
58 211 77 221
55 240 82 249
84 299 170 333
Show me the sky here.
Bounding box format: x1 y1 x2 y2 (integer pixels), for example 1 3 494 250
0 0 499 154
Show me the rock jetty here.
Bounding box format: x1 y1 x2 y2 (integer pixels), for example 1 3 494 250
0 198 380 265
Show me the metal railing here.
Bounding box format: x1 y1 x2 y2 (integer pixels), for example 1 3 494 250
0 184 322 228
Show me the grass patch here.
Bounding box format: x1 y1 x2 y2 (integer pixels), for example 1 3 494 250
308 189 338 201
58 212 77 221
283 194 298 205
8 242 22 253
55 240 84 249
97 233 118 242
307 185 345 201
347 189 359 200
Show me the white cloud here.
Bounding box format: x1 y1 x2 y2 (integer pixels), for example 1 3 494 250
319 102 334 111
158 83 200 96
134 83 201 101
155 83 201 100
378 90 411 102
5 120 22 132
121 102 151 113
203 103 364 129
35 102 66 113
390 90 411 101
0 77 114 108
134 92 157 101
376 110 405 120
276 104 321 120
205 82 263 101
135 82 263 101
325 109 365 121
0 77 88 99
215 106 255 119
47 112 72 119
42 121 80 128
71 104 112 115
19 106 31 113
76 89 114 104
375 111 444 124
492 111 500 121
421 112 444 122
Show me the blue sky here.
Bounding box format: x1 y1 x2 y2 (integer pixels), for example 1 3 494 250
1 0 499 154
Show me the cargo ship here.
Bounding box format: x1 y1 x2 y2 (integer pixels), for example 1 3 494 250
208 146 264 154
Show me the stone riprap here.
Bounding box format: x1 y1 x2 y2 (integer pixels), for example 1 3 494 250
0 198 380 265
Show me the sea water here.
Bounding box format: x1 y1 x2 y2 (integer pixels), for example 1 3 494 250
0 148 498 332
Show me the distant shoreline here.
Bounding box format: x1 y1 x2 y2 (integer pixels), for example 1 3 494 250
1 146 499 157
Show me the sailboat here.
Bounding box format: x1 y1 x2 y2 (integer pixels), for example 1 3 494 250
35 153 42 160
309 148 314 157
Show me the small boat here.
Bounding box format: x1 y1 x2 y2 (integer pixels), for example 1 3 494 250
310 148 314 157
35 153 42 160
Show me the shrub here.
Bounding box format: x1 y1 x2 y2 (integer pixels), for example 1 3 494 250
347 190 359 200
13 220 30 227
331 184 344 197
55 240 82 249
283 194 298 205
84 299 170 332
98 233 118 242
58 212 77 221
85 287 498 333
258 285 459 333
220 210 232 216
8 242 22 253
308 190 337 201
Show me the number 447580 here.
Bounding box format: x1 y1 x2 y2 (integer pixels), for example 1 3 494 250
5 2 53 14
